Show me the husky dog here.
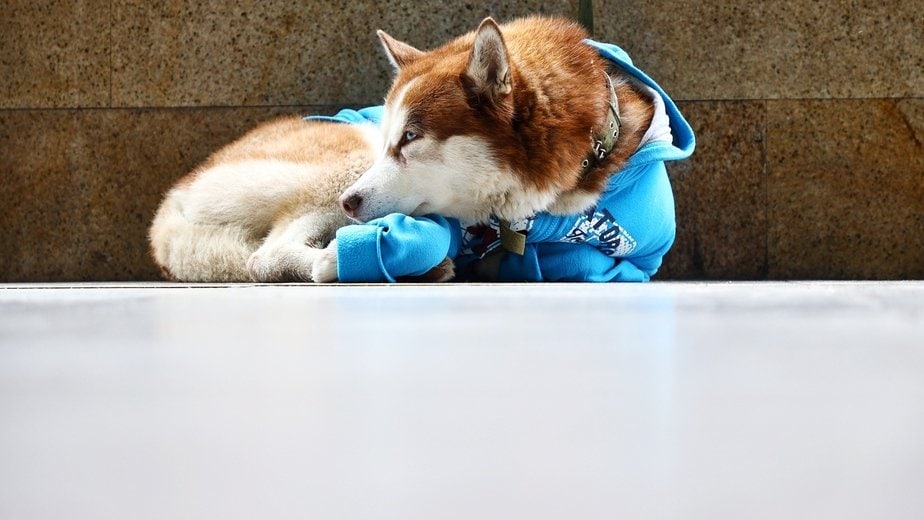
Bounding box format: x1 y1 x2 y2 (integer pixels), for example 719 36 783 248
150 16 693 283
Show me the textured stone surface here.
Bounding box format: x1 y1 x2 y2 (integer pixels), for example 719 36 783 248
0 0 111 108
661 102 768 280
595 1 923 100
0 107 318 282
767 99 924 279
2 1 922 281
110 0 578 107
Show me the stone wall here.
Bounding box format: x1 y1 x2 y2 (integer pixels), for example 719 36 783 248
1 1 921 281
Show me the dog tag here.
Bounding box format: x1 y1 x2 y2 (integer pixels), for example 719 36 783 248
499 220 527 256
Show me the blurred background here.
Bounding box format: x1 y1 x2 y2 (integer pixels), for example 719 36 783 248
1 0 921 281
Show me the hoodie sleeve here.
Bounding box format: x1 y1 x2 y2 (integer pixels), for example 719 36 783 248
335 214 460 283
303 106 384 126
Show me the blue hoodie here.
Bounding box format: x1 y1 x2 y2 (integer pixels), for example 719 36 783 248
307 40 695 282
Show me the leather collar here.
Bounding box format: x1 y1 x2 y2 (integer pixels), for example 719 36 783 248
579 72 622 179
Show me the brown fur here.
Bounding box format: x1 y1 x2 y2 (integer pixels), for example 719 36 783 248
384 16 654 202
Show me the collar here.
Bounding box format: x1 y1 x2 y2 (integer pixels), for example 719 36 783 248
498 73 622 257
579 72 622 179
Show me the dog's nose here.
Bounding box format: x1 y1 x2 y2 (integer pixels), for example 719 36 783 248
339 192 363 218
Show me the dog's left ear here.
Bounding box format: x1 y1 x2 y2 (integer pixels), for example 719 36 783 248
377 30 424 71
461 18 512 106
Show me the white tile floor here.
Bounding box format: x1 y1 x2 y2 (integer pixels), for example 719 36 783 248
1 282 923 519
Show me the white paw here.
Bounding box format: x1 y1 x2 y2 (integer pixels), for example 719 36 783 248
246 251 272 282
311 240 339 283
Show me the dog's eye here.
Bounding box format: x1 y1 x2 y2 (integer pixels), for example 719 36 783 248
404 130 418 142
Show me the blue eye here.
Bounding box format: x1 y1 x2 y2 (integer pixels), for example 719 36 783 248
404 130 418 142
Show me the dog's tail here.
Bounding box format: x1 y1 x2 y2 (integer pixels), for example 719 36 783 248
149 188 256 282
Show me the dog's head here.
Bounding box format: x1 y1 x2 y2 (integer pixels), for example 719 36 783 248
339 18 568 224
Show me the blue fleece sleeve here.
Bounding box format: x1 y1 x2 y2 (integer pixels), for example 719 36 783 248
335 214 460 283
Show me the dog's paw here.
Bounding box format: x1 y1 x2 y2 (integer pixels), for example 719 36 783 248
246 251 274 282
397 257 456 283
428 257 456 282
311 240 338 283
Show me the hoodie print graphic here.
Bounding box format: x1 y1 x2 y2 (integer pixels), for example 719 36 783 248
459 216 536 259
561 207 637 257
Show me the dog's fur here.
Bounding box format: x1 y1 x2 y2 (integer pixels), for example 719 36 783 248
149 16 655 282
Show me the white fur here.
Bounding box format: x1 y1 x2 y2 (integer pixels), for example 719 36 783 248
179 160 327 226
382 78 417 154
355 123 386 157
546 189 603 216
310 240 339 283
342 134 556 224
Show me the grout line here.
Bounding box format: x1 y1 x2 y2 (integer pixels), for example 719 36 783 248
1 98 922 113
763 99 771 280
0 104 366 114
109 0 113 108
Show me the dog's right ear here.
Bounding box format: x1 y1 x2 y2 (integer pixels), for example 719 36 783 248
377 30 423 71
460 18 512 109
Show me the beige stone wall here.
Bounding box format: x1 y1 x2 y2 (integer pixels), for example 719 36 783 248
1 0 921 281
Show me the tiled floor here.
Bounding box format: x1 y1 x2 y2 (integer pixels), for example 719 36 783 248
1 282 922 519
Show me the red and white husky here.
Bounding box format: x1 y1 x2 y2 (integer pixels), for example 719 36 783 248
150 16 655 282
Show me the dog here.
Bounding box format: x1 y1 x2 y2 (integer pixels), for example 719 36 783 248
149 15 694 283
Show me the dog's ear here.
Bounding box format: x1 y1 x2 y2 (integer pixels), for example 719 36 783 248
461 18 512 107
377 30 424 71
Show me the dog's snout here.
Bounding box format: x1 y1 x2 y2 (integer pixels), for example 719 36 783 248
339 192 363 218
